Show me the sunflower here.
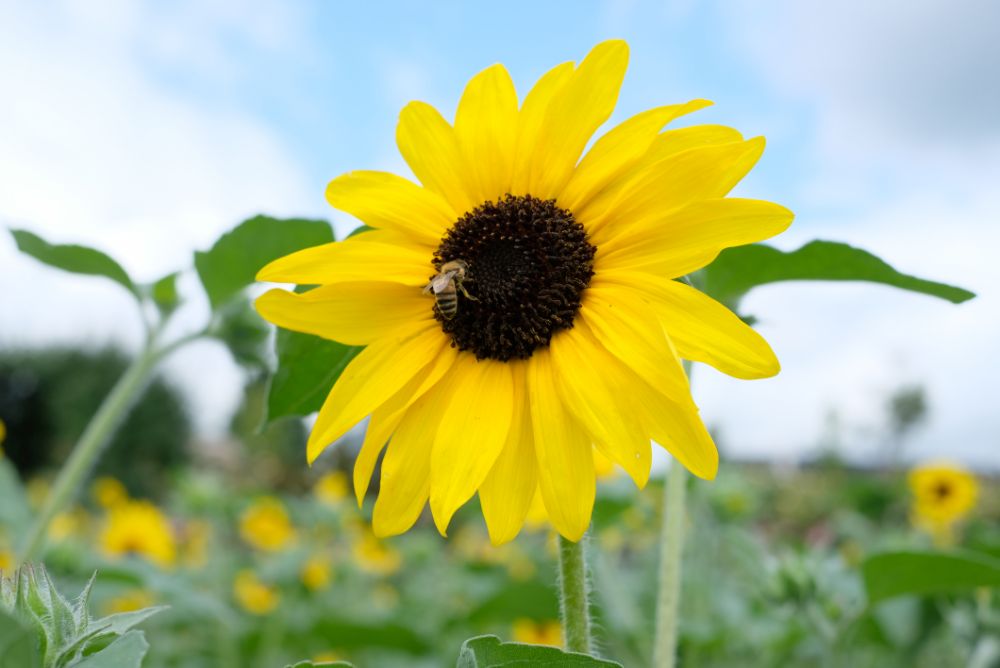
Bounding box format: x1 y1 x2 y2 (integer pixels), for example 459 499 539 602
909 462 978 531
256 40 791 544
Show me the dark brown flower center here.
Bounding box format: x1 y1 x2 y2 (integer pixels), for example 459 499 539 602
430 194 595 361
932 481 953 501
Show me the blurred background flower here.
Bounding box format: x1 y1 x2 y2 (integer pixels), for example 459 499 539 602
100 500 177 568
239 496 296 551
909 462 979 545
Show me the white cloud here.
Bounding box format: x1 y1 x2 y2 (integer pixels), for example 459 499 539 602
686 0 1000 469
0 0 315 434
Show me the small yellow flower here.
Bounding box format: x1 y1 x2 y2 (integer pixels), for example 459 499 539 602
233 570 279 615
91 477 129 509
313 652 347 664
0 418 6 445
48 508 89 542
103 589 155 615
909 462 978 544
301 554 333 591
0 548 15 572
100 500 176 568
239 497 296 552
512 619 562 647
352 531 401 575
314 471 350 506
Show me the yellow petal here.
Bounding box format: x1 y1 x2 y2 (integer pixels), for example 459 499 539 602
574 124 744 226
354 345 460 505
396 101 475 216
589 137 766 246
630 373 718 479
527 349 595 541
454 64 519 204
528 40 629 199
511 61 574 196
255 282 430 346
646 124 745 159
579 283 690 400
371 387 444 538
354 409 404 507
256 237 430 287
657 278 780 379
597 198 795 278
479 363 537 545
429 356 515 535
560 100 711 213
325 171 455 246
307 324 447 463
549 324 650 488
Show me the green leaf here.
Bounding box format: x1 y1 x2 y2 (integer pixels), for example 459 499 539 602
457 636 622 667
863 550 1000 604
0 609 41 668
701 240 976 309
265 329 361 423
149 272 180 315
10 229 138 298
91 606 167 637
211 298 271 370
73 630 148 668
194 215 333 310
346 224 373 239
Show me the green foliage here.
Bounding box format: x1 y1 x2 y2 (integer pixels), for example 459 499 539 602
863 551 1000 604
10 230 138 300
265 329 361 423
284 661 353 668
0 348 191 497
195 215 333 310
0 608 40 668
229 378 308 488
148 273 180 316
456 636 623 667
210 299 271 371
72 632 149 668
701 240 976 309
0 458 31 538
0 565 163 668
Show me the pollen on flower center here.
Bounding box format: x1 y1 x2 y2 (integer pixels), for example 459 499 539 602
431 194 595 362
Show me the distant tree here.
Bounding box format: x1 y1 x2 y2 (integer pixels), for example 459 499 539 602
0 347 191 499
885 383 929 467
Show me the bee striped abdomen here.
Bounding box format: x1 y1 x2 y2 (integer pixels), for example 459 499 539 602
436 286 459 319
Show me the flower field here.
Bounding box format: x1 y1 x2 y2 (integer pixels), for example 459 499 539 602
2 8 996 667
2 439 997 666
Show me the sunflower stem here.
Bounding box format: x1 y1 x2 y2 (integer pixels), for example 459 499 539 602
557 533 591 654
653 460 687 667
16 329 200 563
653 360 694 667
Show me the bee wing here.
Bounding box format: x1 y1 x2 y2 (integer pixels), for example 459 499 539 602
429 270 457 294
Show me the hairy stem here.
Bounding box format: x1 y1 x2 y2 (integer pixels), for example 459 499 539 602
653 360 695 667
653 461 687 667
557 533 591 654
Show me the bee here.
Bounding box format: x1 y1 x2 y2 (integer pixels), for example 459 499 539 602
423 259 477 319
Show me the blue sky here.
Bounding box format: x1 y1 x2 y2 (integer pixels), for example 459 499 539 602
2 0 998 468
